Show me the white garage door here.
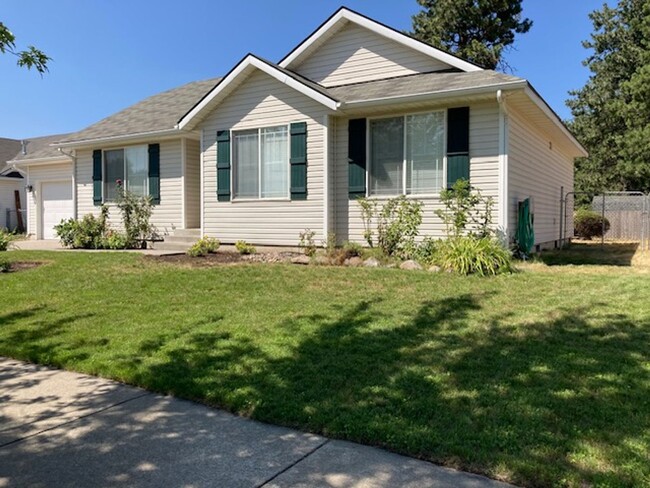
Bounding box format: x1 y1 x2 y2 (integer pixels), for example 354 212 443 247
41 181 73 239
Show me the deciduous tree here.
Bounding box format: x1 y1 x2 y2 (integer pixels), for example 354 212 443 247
0 22 50 74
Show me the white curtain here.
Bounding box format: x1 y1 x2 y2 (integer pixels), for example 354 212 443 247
369 117 404 196
261 126 288 198
234 130 259 198
406 112 444 194
125 146 148 197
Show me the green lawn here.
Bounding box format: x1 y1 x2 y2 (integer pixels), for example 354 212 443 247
1 250 649 487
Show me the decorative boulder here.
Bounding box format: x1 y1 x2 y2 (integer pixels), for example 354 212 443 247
400 260 423 271
344 256 364 267
428 265 441 273
363 257 381 268
314 255 330 266
291 255 311 265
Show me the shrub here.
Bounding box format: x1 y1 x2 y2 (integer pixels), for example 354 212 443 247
435 236 513 276
357 196 423 258
115 184 155 249
413 237 440 265
0 229 14 251
298 229 316 257
574 209 610 240
55 205 109 249
436 179 494 238
0 256 10 272
102 231 129 250
235 240 256 255
342 241 363 258
187 237 220 257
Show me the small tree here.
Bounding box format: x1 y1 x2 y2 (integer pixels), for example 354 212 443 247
435 179 494 238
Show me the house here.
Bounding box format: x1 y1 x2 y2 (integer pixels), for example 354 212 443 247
0 137 25 231
12 7 586 248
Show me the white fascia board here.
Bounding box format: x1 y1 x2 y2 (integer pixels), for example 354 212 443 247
340 80 527 109
279 8 482 73
54 128 186 149
178 55 339 131
523 86 588 158
9 156 72 167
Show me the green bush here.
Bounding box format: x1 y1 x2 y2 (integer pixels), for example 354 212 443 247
187 237 220 257
357 195 423 258
435 179 494 238
342 241 363 258
55 206 109 249
115 185 155 249
102 231 129 250
0 229 14 251
0 256 10 272
574 209 610 240
413 237 440 265
298 229 316 257
235 240 256 255
435 236 513 276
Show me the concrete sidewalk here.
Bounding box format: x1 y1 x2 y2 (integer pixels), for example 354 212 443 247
0 357 513 487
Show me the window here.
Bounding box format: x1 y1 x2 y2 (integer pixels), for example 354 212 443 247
103 146 148 201
233 125 289 199
369 111 444 196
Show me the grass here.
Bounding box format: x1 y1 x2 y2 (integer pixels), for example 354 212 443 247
1 248 649 487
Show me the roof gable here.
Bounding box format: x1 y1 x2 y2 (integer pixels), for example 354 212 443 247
178 55 339 131
279 7 482 75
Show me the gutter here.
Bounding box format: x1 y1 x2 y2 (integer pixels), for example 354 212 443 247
54 128 188 149
10 156 72 167
339 80 527 109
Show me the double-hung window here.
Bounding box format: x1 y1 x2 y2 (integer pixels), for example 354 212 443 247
103 146 148 201
369 111 445 196
233 125 289 199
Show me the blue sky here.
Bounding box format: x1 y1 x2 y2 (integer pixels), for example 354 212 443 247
1 0 600 139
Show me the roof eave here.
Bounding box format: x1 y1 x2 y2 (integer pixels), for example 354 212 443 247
10 156 72 167
55 128 192 149
178 55 340 131
279 7 482 73
339 80 527 109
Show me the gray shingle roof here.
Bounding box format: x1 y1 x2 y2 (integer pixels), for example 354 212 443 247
327 70 524 103
59 78 221 144
0 137 21 174
11 134 71 162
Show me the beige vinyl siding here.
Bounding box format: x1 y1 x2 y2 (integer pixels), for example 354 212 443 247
76 140 184 234
508 108 573 247
184 138 201 229
201 70 328 246
0 178 25 230
25 162 72 237
295 22 451 87
334 102 500 243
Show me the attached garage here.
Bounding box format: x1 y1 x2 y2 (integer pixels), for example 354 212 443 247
40 180 73 239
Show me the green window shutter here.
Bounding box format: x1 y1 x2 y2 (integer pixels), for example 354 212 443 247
92 149 103 206
348 118 366 199
446 107 470 187
148 143 160 204
290 122 307 200
216 130 231 202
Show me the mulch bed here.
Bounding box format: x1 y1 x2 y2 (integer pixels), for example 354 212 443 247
144 251 302 267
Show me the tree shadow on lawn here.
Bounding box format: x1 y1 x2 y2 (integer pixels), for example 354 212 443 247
125 294 649 487
538 242 641 267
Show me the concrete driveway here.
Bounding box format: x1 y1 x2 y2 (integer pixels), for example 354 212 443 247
0 357 513 487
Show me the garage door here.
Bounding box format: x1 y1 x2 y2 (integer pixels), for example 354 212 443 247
41 181 73 239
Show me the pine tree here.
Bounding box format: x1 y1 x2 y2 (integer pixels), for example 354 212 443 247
410 0 532 70
567 0 650 196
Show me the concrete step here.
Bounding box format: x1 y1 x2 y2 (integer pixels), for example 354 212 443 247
150 241 192 252
171 228 201 238
161 235 199 245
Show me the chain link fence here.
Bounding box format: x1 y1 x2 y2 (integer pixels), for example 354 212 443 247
560 191 649 252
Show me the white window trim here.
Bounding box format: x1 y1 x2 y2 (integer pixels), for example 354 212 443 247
231 124 291 201
103 144 149 202
366 109 447 199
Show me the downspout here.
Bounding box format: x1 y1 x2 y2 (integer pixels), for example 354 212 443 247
496 90 509 244
57 147 78 220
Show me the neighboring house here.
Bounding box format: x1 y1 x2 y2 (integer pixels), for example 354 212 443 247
14 7 585 248
0 137 25 231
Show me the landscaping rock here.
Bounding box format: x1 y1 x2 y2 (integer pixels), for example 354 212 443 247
428 265 441 273
344 256 364 267
291 255 311 265
363 257 381 268
400 260 423 271
314 255 330 266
